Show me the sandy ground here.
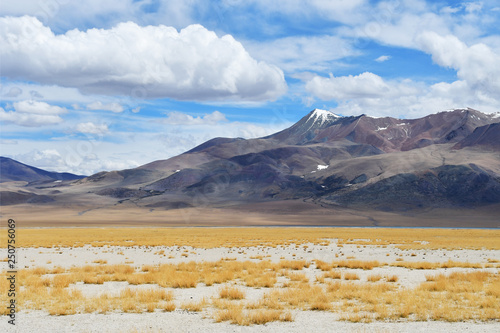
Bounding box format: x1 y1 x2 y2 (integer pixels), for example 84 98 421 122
2 242 499 332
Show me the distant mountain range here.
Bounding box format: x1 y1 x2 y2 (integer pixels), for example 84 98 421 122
0 157 84 205
0 157 84 183
1 108 500 226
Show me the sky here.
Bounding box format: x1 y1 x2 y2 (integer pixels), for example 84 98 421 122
1 0 499 175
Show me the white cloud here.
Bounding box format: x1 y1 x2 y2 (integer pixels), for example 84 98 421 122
305 26 500 118
0 0 201 33
16 149 65 170
0 100 67 126
375 55 391 62
164 111 228 125
349 11 449 48
306 72 419 101
0 82 97 104
464 2 483 13
76 122 109 135
244 35 357 73
11 148 140 175
338 0 499 53
441 6 461 14
87 101 124 113
12 100 66 115
233 0 368 25
306 71 500 118
0 16 287 103
416 31 500 97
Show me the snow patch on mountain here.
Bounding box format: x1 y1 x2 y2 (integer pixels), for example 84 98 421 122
309 109 340 126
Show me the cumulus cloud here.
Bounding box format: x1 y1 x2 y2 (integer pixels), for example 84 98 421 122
0 100 67 126
16 149 65 170
305 28 500 118
306 71 499 118
12 100 66 115
416 31 500 97
164 111 228 125
0 16 287 102
87 101 124 113
76 122 109 135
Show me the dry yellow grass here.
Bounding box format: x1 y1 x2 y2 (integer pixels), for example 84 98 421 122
284 271 309 283
1 226 499 326
367 274 382 282
279 260 310 270
3 227 498 250
180 298 207 312
162 302 176 312
213 301 291 326
315 260 333 271
248 309 284 324
92 259 108 264
214 304 246 325
1 261 499 325
320 270 342 280
219 285 246 300
332 260 381 270
386 275 399 283
391 260 482 270
245 272 277 288
344 272 360 280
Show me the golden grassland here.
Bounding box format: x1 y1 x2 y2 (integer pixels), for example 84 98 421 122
1 227 499 326
1 258 499 324
1 227 499 250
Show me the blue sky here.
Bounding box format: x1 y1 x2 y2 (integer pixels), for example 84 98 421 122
1 0 499 175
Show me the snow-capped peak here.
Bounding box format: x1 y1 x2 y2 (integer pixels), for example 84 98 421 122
309 109 340 126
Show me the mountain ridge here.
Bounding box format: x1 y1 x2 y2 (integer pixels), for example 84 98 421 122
0 156 85 183
1 108 499 227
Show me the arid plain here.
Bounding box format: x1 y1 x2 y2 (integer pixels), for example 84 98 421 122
1 226 499 332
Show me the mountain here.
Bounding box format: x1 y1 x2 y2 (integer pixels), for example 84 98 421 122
269 108 498 152
453 122 500 150
0 157 85 205
1 108 499 227
0 157 84 183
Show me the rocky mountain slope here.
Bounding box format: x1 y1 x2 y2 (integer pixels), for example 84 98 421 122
1 108 500 217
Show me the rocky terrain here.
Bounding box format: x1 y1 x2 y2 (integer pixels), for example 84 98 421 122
1 108 499 226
